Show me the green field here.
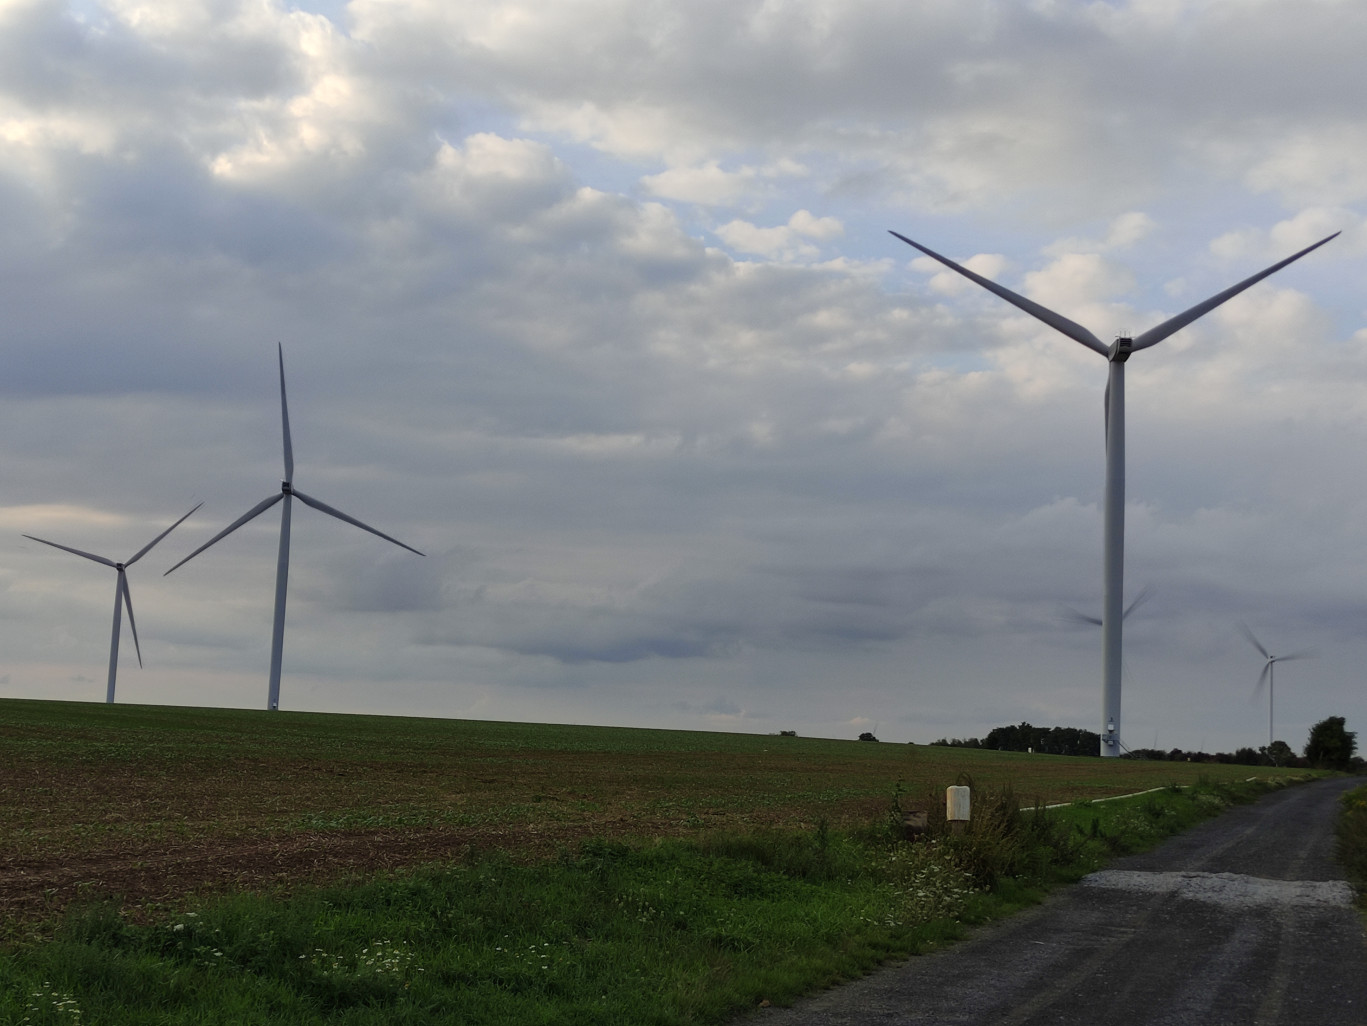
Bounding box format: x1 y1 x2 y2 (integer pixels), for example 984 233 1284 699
0 699 1315 1024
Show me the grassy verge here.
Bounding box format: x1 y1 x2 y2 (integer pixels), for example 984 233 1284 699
1335 782 1367 909
0 776 1292 1025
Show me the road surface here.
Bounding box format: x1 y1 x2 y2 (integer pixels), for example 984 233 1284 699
749 777 1367 1026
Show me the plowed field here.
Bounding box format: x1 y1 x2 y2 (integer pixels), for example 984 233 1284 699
0 699 1296 929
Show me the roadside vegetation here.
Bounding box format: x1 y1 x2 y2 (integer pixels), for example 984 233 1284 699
1336 783 1367 909
0 700 1318 1024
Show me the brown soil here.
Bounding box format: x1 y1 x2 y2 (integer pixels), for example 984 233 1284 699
0 702 1289 932
3 823 539 923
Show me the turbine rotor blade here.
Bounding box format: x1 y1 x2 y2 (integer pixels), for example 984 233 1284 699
120 572 143 669
1062 607 1103 627
126 501 204 567
292 488 425 556
22 535 118 568
889 231 1110 357
1130 233 1339 352
279 343 294 483
1066 585 1152 629
1253 661 1271 697
164 493 284 575
1123 585 1154 620
1238 621 1271 661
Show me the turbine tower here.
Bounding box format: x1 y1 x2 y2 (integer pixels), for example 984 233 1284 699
1238 622 1313 748
24 502 201 703
891 228 1337 755
165 345 424 711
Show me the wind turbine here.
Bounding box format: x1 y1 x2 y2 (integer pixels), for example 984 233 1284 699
1238 622 1314 748
24 502 202 703
165 345 424 711
891 228 1337 755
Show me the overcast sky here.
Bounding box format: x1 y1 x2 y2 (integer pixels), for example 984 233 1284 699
2 0 1365 753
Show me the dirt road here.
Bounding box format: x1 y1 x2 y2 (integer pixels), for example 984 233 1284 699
750 777 1367 1026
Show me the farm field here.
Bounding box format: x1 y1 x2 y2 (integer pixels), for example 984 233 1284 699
0 697 1305 928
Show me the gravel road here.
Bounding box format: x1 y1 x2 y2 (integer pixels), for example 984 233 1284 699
748 777 1367 1026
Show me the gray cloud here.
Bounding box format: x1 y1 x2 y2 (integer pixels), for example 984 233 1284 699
0 0 1363 752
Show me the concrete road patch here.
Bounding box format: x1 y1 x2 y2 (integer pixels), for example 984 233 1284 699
1082 869 1355 910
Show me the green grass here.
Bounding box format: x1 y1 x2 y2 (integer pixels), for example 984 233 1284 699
1336 783 1367 907
1 838 969 1025
0 696 1311 1025
2 799 1270 1026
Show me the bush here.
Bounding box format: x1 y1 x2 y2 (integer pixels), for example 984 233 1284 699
895 779 1077 890
1306 716 1358 771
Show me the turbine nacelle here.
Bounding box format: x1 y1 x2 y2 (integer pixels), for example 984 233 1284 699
1108 338 1133 363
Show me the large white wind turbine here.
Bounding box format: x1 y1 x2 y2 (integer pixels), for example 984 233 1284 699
892 228 1337 755
24 502 201 703
1238 622 1314 748
165 345 424 711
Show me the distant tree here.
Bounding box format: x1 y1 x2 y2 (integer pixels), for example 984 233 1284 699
984 723 1024 751
1262 740 1296 766
858 731 879 742
982 722 1100 756
1305 716 1357 770
935 737 982 748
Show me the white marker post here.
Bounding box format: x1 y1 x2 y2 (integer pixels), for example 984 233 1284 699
947 785 971 836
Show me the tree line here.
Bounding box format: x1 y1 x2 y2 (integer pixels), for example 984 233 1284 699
929 717 1360 770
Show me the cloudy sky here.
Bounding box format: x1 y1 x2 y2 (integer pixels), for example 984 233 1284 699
2 0 1365 753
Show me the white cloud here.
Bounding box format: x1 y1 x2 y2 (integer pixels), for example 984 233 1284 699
1244 126 1367 207
640 158 806 207
715 209 843 259
1210 208 1366 262
1024 253 1133 306
1043 212 1156 257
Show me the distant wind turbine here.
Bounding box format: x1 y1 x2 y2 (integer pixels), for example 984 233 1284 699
165 345 424 711
24 502 202 703
892 228 1337 755
1238 622 1314 748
